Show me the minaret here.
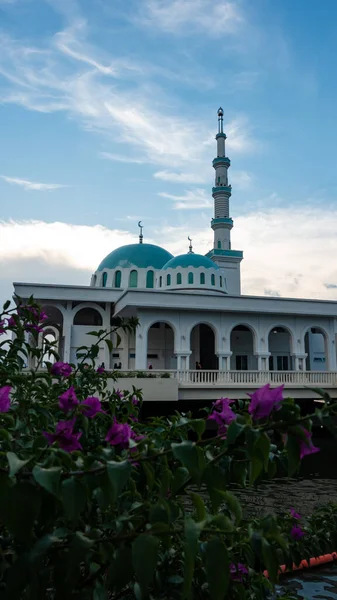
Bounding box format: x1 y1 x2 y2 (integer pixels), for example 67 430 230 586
206 108 243 294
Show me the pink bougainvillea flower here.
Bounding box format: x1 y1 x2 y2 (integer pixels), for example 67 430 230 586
25 323 44 333
298 428 320 460
131 396 139 405
58 386 79 413
0 386 11 412
105 419 132 449
290 507 301 520
230 563 249 582
248 383 284 420
0 319 6 335
6 316 16 327
208 397 236 438
43 418 82 453
97 366 105 374
81 396 105 418
51 362 73 377
213 397 234 410
114 389 124 400
291 525 305 540
39 311 48 322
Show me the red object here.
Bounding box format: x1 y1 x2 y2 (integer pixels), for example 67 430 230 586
263 552 337 578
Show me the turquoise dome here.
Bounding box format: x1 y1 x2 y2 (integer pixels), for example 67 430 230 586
162 253 219 270
97 243 173 271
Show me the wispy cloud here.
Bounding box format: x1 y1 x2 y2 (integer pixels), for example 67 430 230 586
100 152 145 164
154 170 206 184
159 188 211 210
136 0 243 37
230 170 253 190
0 175 66 191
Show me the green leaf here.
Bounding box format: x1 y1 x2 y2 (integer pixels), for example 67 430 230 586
262 538 279 583
107 460 131 503
205 537 229 600
219 490 242 524
3 300 10 311
32 465 62 497
61 477 87 521
132 534 159 594
249 456 263 485
1 481 41 543
286 435 301 476
171 466 189 495
7 451 31 477
172 441 205 484
226 421 245 445
66 532 94 584
189 419 206 440
254 433 271 471
232 460 247 486
109 546 134 590
105 338 113 353
190 492 206 522
183 518 203 599
142 461 155 491
203 465 227 511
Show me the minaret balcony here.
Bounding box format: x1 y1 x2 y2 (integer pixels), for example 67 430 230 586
215 132 227 140
211 217 233 229
212 185 232 196
212 157 231 167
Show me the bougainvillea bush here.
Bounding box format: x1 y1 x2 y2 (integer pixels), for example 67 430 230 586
0 298 337 600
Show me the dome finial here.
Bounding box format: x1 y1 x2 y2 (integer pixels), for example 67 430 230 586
217 107 224 134
138 221 143 244
188 236 194 254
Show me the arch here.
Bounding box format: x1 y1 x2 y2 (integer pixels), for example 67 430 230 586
220 275 223 287
166 274 171 286
102 272 108 287
73 307 103 326
302 325 329 371
72 303 105 326
114 270 122 288
200 272 205 285
230 324 258 370
145 320 177 370
190 322 217 370
145 318 178 341
129 270 138 288
266 324 295 355
92 274 97 286
177 272 182 285
188 272 194 284
267 325 293 371
211 274 215 286
40 304 65 324
159 276 162 288
217 240 221 249
146 270 154 288
41 326 59 365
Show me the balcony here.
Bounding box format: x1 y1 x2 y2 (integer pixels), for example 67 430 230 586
175 370 337 387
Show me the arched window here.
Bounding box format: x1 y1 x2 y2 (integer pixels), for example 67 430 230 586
166 274 171 286
200 272 205 285
129 270 138 288
220 275 223 287
188 272 194 284
92 274 97 286
146 270 154 288
115 270 121 288
159 276 162 288
217 240 221 249
177 273 182 285
211 274 215 286
102 272 107 287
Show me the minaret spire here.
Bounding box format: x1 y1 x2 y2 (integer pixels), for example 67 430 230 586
138 221 143 244
188 236 193 254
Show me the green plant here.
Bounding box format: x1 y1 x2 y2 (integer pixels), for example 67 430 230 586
0 298 336 599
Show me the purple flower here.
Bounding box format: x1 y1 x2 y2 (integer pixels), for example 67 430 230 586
25 323 44 333
298 428 320 460
39 311 48 322
105 419 132 449
131 396 139 405
51 361 73 377
58 386 79 413
7 316 16 327
129 414 138 422
230 563 249 582
81 396 105 418
115 389 124 400
0 386 11 412
213 397 234 410
291 525 305 540
43 418 82 453
208 397 236 437
290 507 301 520
97 366 105 374
248 384 284 420
0 319 6 335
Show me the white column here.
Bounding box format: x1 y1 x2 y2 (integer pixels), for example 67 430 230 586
119 330 129 371
328 339 337 371
216 352 232 370
62 304 73 363
102 307 111 368
135 326 147 370
255 353 270 371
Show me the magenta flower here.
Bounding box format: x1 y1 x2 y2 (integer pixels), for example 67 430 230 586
291 525 305 540
230 563 249 582
248 384 284 420
51 362 73 377
290 507 301 520
213 397 234 410
81 396 105 418
43 418 82 453
0 320 6 335
114 389 124 400
25 323 44 333
0 386 11 412
298 428 320 460
208 397 236 437
131 395 139 405
97 366 105 374
105 419 132 449
7 316 16 327
58 386 79 413
39 311 48 322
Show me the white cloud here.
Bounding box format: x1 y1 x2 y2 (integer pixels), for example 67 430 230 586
100 152 145 164
230 170 252 190
154 170 206 184
0 175 66 191
158 188 211 210
137 0 243 37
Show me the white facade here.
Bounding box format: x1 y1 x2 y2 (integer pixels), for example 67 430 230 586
12 110 337 384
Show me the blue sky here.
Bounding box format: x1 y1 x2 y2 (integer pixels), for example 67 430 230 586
1 0 337 303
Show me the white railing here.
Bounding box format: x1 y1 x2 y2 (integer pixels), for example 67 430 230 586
175 370 337 386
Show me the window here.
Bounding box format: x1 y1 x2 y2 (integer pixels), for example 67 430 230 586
129 270 138 288
146 270 154 288
114 270 121 288
220 276 223 287
159 276 162 287
236 355 248 371
211 274 215 286
277 356 289 371
147 354 158 359
166 274 171 286
177 272 182 285
200 272 205 285
188 272 194 284
217 240 221 249
102 272 107 287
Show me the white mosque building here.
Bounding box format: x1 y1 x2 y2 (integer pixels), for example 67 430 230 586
13 109 337 400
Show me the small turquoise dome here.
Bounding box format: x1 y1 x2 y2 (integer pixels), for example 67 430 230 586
162 253 219 270
97 243 173 271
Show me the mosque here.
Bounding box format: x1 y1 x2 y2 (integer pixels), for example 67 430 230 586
13 109 337 399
